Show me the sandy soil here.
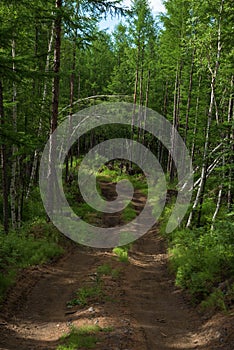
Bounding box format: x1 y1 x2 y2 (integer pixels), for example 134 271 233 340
0 182 233 350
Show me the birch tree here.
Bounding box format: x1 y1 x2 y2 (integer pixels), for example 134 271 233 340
187 0 224 227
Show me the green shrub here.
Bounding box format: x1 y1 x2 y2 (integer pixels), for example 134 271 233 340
22 188 46 222
113 245 130 263
0 226 63 303
0 271 16 301
168 222 234 303
200 289 227 313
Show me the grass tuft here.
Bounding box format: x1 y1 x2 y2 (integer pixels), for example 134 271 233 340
67 285 102 307
113 245 130 263
57 325 100 350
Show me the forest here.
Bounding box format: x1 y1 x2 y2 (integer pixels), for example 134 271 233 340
0 0 234 349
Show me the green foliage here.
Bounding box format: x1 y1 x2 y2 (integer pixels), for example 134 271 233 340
0 226 63 302
96 164 127 182
0 271 16 302
0 230 63 271
113 245 130 263
74 203 99 221
1 0 233 319
96 162 147 185
96 263 121 280
200 289 227 313
22 188 47 222
65 183 102 224
168 221 234 303
111 268 121 280
0 187 46 227
57 324 113 350
96 263 112 276
130 175 147 191
67 262 121 309
157 202 176 239
57 325 100 350
67 285 102 307
121 203 137 222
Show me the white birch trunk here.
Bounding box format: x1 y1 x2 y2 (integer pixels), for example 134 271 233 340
211 147 225 232
26 23 54 198
211 157 224 231
211 185 223 231
187 0 223 227
227 75 233 210
191 75 202 161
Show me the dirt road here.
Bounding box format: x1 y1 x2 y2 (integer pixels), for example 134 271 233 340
0 183 233 349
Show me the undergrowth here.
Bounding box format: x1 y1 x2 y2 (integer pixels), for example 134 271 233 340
160 200 234 310
0 223 64 303
96 163 147 190
121 203 137 223
113 244 131 263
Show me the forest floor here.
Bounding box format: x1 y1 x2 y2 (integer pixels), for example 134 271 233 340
0 182 233 350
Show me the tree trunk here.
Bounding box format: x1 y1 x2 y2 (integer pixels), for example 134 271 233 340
187 75 216 227
51 0 62 133
0 80 9 233
137 46 145 141
159 79 169 169
168 61 182 182
191 75 202 161
130 45 140 167
47 0 62 218
227 75 233 210
131 57 139 138
65 39 76 183
76 71 81 162
211 185 222 231
26 23 55 198
10 38 18 230
187 0 223 227
142 69 150 146
211 155 224 231
184 49 195 145
17 158 22 229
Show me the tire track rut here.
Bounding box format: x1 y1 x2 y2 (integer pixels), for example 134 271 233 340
0 181 233 349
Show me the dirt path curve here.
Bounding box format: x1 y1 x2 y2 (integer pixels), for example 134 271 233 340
0 182 233 350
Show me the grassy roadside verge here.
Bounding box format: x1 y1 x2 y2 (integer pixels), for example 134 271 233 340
160 201 234 313
0 222 65 304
